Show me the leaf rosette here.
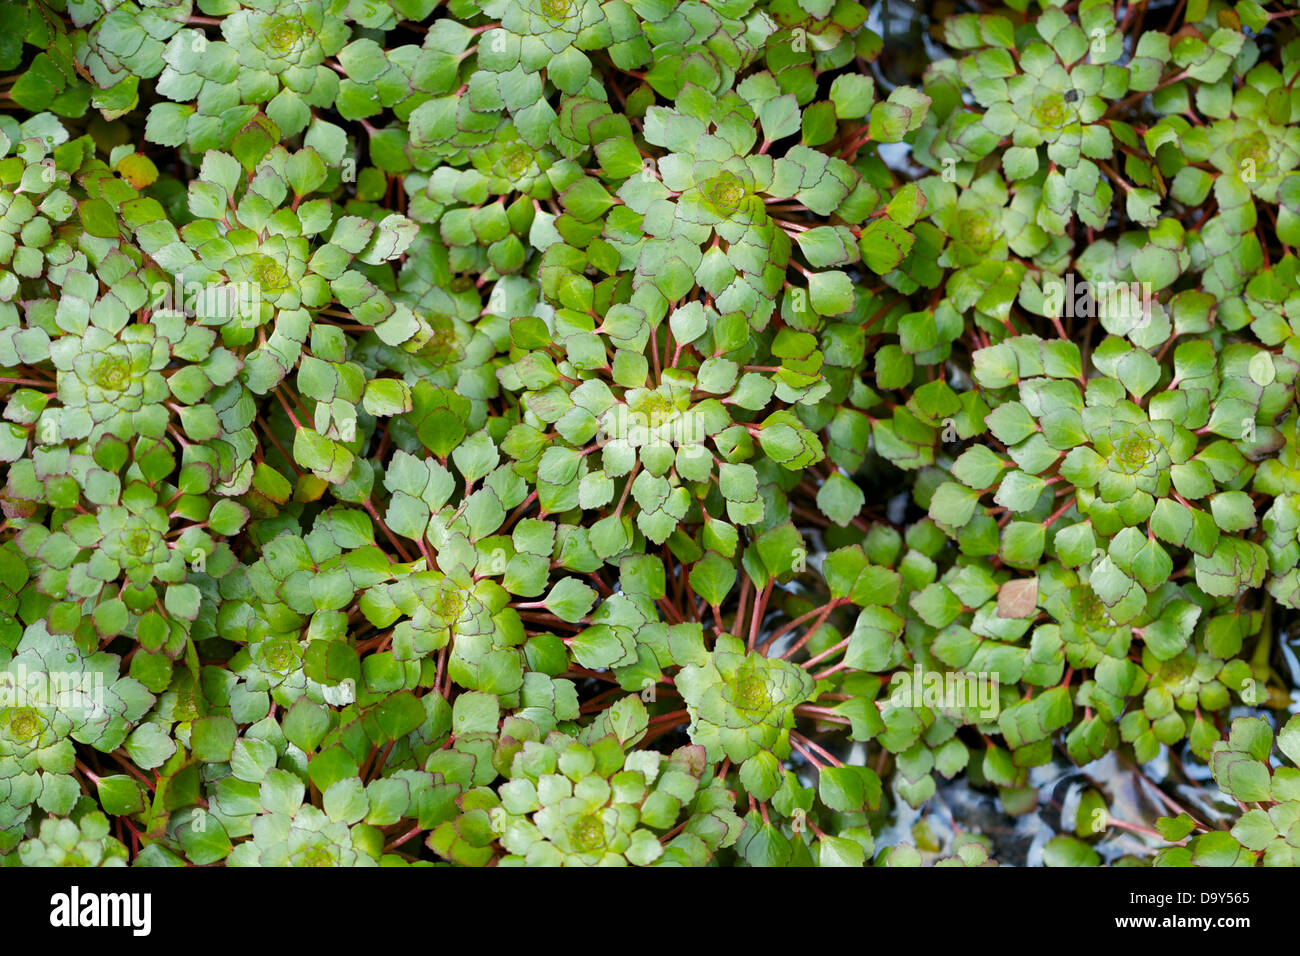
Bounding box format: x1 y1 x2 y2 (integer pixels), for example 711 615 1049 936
16 812 129 867
676 635 815 766
50 326 169 441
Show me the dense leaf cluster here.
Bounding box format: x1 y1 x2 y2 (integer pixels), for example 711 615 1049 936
0 0 1297 867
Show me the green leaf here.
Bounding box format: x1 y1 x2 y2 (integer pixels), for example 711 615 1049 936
1042 835 1101 866
817 473 865 527
808 271 855 316
78 199 119 238
689 552 736 606
191 716 236 763
543 578 597 623
818 765 882 812
96 775 146 816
